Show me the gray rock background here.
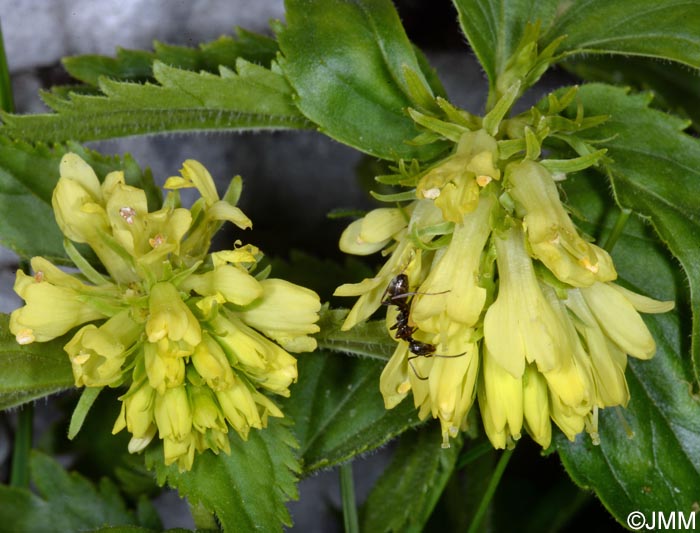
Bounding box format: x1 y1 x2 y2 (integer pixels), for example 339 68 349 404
0 1 569 530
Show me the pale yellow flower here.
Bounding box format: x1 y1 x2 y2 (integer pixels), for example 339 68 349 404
483 224 568 377
507 160 616 287
336 114 674 452
12 153 321 471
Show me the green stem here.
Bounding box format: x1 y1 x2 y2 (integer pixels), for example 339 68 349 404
0 19 14 113
340 462 359 533
457 440 493 470
466 448 514 533
603 208 632 252
10 403 33 488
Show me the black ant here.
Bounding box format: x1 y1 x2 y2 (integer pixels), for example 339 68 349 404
382 273 465 380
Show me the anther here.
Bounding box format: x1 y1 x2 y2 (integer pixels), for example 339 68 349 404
149 234 165 248
476 175 492 187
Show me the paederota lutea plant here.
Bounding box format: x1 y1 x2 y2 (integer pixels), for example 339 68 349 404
0 1 699 531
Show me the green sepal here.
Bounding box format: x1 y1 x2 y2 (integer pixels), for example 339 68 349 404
68 386 102 440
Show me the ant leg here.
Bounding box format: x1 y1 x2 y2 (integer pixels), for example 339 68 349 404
407 357 429 381
432 352 467 359
390 289 449 301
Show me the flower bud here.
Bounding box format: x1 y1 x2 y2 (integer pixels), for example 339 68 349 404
522 365 551 448
479 347 523 449
113 378 156 439
154 385 193 440
239 278 321 352
215 380 262 438
144 340 186 393
146 282 201 347
180 264 263 306
339 208 407 255
191 333 236 391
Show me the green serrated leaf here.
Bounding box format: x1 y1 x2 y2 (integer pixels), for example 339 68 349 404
361 424 461 533
0 451 143 531
1 60 310 143
0 139 159 260
559 83 700 382
545 1 700 69
0 313 74 409
278 0 449 161
563 56 700 133
62 28 279 87
283 349 422 473
145 417 300 532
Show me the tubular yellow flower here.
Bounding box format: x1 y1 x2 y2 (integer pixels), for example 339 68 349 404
483 224 568 377
522 365 552 448
411 194 494 331
507 160 616 287
428 337 480 446
379 344 412 409
154 385 193 441
113 377 156 442
214 314 299 395
12 153 321 471
181 264 263 306
579 282 668 360
191 333 236 391
335 107 674 453
146 282 201 347
478 347 523 449
65 310 141 387
144 340 187 394
238 278 322 352
10 270 107 343
53 153 137 283
416 130 500 223
215 379 264 439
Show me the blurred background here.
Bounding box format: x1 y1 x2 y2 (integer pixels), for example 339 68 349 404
0 1 620 531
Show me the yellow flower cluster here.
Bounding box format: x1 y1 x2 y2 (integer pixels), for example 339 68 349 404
335 130 673 449
10 154 321 470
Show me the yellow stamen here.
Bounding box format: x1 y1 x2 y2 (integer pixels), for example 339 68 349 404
149 234 165 248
